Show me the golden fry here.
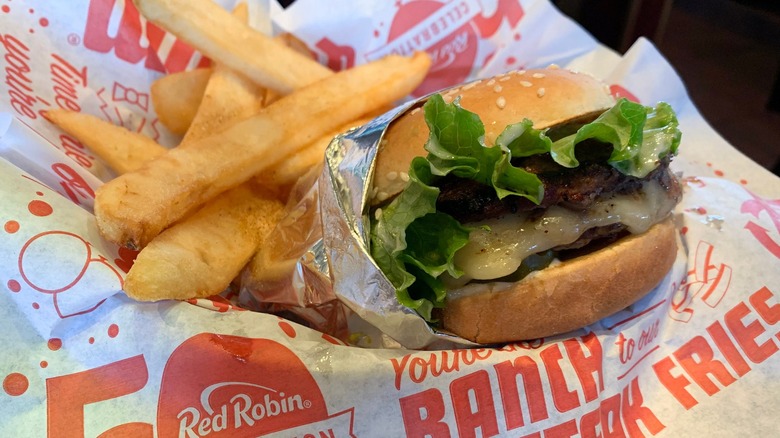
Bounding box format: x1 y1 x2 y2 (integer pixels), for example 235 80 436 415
151 67 211 135
95 53 431 249
125 3 287 301
243 198 318 287
149 11 316 137
124 183 284 301
133 0 331 94
261 33 319 105
179 3 265 145
44 109 165 175
260 117 372 187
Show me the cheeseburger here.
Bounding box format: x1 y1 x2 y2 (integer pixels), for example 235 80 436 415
368 68 682 344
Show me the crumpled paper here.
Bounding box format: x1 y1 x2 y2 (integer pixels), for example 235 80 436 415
1 0 780 436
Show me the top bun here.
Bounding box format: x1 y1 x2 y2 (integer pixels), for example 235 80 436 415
372 68 616 202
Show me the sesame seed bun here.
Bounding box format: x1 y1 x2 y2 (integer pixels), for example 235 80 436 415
438 218 678 344
373 68 616 203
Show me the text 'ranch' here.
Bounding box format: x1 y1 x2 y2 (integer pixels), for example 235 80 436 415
390 285 779 437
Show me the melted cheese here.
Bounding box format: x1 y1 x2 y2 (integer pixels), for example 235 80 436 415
453 180 676 281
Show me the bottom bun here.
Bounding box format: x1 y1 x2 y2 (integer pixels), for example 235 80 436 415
439 218 678 344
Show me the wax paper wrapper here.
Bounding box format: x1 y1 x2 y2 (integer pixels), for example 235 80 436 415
2 0 780 436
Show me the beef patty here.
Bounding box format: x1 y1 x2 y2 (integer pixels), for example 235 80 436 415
434 141 681 251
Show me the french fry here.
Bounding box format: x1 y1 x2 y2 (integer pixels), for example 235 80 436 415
261 33 318 106
151 67 211 135
133 0 332 94
243 194 319 287
123 3 288 301
45 57 263 175
44 109 166 175
259 116 372 187
124 183 284 301
45 25 328 182
95 52 431 250
178 3 266 145
150 30 317 135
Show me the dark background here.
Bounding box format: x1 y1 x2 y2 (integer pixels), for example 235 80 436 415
552 0 780 176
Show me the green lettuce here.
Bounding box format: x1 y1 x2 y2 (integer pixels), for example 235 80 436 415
370 158 472 320
370 94 681 321
423 94 545 203
548 99 681 177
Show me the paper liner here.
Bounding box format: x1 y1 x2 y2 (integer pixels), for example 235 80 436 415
2 0 780 436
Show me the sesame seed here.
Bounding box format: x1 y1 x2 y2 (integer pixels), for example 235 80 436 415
518 70 526 75
520 81 533 87
487 79 496 86
386 171 398 181
532 73 545 79
463 80 481 90
537 87 546 97
376 191 389 201
496 96 506 109
547 64 560 69
499 76 511 82
374 208 383 220
494 84 503 93
410 107 421 116
399 172 410 182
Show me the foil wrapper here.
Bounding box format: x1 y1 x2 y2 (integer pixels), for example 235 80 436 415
238 165 351 341
241 98 478 349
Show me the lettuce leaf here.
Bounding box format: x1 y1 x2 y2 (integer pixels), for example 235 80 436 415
370 157 471 320
370 94 681 322
549 99 681 177
423 94 545 203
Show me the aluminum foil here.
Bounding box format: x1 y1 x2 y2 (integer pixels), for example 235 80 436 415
325 99 485 349
238 165 351 341
240 98 478 349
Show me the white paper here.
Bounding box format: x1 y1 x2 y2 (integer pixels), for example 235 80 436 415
1 0 779 436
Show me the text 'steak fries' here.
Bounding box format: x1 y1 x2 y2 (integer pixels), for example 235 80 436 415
95 52 432 250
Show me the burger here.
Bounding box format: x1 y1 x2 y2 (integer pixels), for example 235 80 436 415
368 67 682 344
